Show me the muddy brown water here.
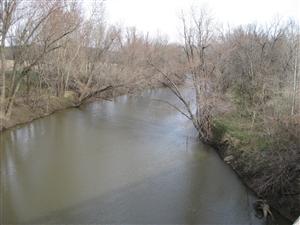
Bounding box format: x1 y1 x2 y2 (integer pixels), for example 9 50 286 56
0 89 286 224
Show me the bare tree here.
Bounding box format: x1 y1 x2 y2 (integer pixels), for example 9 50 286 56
291 24 299 116
150 8 216 142
1 0 78 117
0 0 18 121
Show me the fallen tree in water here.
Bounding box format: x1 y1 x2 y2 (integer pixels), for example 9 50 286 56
73 85 115 107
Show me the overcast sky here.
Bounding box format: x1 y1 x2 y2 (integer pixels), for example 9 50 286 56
85 0 300 42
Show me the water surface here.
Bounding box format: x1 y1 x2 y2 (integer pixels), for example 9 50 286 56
1 89 263 224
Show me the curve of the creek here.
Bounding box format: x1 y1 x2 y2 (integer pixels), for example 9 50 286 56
0 88 271 224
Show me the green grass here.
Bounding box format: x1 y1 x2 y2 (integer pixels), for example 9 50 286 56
212 113 271 151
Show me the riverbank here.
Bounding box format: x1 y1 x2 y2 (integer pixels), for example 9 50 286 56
212 112 299 223
0 95 75 132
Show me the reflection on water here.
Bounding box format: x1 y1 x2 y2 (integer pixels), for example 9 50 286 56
1 89 263 224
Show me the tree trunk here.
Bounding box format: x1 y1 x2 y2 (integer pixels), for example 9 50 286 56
5 78 21 117
0 35 6 120
291 42 298 116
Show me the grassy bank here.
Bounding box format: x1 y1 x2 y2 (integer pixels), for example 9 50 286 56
212 112 299 222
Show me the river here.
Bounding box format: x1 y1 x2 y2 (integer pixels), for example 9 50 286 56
0 88 266 224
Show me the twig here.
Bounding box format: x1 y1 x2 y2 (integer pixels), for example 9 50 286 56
151 98 192 120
